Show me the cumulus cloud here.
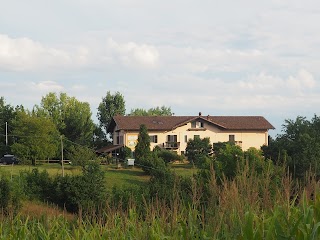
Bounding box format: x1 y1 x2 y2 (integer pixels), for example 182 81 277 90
240 69 316 96
106 38 159 68
0 34 71 71
30 81 64 92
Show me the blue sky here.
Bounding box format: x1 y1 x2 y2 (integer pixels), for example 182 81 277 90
1 0 320 137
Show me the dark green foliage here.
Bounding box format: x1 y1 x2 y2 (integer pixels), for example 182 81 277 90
20 162 107 213
262 115 320 178
21 168 53 201
244 147 265 174
0 177 10 211
119 146 132 160
148 168 177 202
0 175 22 215
139 153 167 176
134 124 151 162
54 162 107 213
110 185 147 212
97 91 126 136
66 145 97 169
186 137 212 167
154 148 183 164
215 143 243 179
0 97 18 156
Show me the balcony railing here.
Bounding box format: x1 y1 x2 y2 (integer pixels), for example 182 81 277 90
163 142 180 149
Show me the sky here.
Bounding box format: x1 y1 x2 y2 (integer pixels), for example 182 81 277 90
1 0 320 137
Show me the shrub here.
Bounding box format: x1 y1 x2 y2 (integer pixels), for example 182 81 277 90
0 175 22 215
154 149 183 164
186 137 212 167
20 168 53 201
0 177 10 211
52 162 107 213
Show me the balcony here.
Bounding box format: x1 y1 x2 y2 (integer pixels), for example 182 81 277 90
229 141 243 148
235 141 242 148
163 142 180 149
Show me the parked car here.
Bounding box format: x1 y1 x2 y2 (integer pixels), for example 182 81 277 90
0 154 19 165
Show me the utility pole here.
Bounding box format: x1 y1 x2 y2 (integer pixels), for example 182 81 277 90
61 135 65 177
5 121 8 146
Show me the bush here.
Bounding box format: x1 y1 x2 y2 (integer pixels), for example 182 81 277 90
0 175 22 215
0 177 10 211
186 137 212 167
20 168 53 201
154 149 183 164
52 162 107 213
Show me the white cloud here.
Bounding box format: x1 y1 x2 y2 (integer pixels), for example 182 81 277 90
106 38 159 68
30 81 64 92
0 34 71 71
240 69 316 96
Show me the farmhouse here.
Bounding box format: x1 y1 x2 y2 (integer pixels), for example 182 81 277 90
106 113 274 155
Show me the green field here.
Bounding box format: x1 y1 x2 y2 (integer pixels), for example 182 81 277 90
0 162 195 189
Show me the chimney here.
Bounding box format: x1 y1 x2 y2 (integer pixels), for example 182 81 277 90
199 112 202 116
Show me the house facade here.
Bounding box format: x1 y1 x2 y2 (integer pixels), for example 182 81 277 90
107 114 275 154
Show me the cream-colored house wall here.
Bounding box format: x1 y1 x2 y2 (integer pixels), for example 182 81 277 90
112 120 269 153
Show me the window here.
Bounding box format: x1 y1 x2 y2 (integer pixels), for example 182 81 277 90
150 135 158 143
229 135 235 142
194 135 200 139
191 121 204 128
167 135 177 142
184 135 188 143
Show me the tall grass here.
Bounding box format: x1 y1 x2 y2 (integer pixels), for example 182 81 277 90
1 161 320 239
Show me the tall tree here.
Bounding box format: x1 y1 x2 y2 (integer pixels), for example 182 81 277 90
11 111 60 165
34 92 95 146
134 124 151 161
129 106 173 116
186 137 212 167
97 91 126 136
262 115 320 178
0 97 20 155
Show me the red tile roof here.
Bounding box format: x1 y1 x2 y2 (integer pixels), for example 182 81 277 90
108 115 274 132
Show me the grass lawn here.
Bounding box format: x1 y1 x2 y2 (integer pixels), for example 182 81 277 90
169 162 198 177
0 163 81 177
0 163 150 189
0 162 196 189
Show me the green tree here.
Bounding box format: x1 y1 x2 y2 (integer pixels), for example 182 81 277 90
35 92 95 146
97 91 126 137
11 111 60 165
134 124 151 162
215 143 243 179
129 105 173 116
186 137 212 167
0 97 20 155
262 115 320 178
66 145 97 169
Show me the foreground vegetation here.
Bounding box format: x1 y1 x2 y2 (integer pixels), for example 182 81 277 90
0 159 320 239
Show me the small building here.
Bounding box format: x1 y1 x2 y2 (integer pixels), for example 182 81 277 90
107 114 275 154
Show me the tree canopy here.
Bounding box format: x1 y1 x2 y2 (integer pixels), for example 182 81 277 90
11 111 60 165
129 106 173 116
34 92 95 146
97 91 126 138
262 115 320 178
186 137 212 167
